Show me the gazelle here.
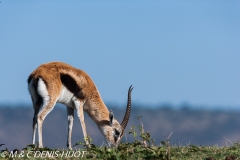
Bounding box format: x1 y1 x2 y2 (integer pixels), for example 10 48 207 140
27 62 133 149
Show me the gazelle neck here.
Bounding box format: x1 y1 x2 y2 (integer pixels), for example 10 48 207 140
84 90 110 125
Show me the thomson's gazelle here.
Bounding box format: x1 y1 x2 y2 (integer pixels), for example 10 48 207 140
28 62 133 149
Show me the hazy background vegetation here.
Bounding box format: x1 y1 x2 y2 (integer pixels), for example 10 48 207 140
1 104 240 151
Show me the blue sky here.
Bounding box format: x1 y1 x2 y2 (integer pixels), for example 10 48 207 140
0 1 239 109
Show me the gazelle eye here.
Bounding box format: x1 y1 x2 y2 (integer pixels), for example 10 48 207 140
114 129 120 142
115 129 120 136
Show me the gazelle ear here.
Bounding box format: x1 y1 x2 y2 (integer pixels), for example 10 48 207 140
109 110 114 126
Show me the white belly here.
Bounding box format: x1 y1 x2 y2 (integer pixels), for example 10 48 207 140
57 85 75 108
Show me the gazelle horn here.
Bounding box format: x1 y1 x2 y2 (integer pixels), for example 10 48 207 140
121 85 133 130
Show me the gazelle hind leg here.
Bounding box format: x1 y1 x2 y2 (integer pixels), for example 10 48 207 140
37 98 56 148
32 99 41 145
36 78 58 148
67 107 74 150
28 79 42 146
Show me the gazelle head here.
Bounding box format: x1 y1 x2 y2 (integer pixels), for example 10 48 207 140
100 85 133 147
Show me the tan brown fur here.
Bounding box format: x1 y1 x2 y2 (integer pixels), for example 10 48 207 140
28 62 130 149
28 62 109 123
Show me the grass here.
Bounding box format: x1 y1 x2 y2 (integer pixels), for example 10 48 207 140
1 117 240 160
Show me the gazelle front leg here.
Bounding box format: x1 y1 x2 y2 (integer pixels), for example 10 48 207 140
72 98 90 147
67 107 74 150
